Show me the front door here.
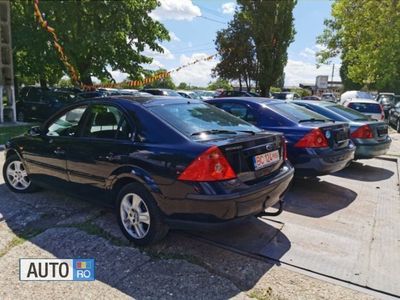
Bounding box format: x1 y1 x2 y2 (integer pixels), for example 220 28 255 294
22 105 89 188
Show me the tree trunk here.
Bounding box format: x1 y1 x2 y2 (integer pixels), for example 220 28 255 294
80 75 93 86
239 76 242 91
39 77 47 88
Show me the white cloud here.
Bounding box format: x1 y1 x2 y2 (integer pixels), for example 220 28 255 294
169 31 180 42
171 53 219 87
143 59 165 71
221 2 236 14
284 59 341 87
150 0 201 21
300 47 316 59
143 45 174 60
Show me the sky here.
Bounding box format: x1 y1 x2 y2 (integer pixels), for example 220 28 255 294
112 0 341 87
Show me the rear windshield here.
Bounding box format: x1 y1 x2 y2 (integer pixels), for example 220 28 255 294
149 102 261 139
348 103 381 113
269 102 329 122
327 105 370 121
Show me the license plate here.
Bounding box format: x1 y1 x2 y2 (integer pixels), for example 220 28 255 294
253 150 280 170
334 130 348 142
377 127 388 136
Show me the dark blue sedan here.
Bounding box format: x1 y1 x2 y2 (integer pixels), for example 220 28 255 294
206 98 356 176
293 100 391 158
3 96 294 245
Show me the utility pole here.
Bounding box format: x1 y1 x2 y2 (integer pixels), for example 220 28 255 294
330 63 335 91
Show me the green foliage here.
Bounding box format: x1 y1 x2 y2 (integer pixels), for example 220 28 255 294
177 82 189 90
238 0 296 96
214 12 257 91
208 78 232 91
58 78 73 88
270 87 281 93
290 88 310 98
11 0 169 86
317 0 400 93
143 69 175 89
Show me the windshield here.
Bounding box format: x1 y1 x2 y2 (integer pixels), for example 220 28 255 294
326 105 370 121
149 102 261 140
348 102 381 113
165 90 182 97
270 102 329 122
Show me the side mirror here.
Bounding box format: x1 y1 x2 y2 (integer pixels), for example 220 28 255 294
28 126 42 137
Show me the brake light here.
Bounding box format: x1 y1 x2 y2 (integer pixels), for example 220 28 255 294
351 125 373 139
178 146 237 181
294 128 329 148
282 137 288 160
379 104 385 120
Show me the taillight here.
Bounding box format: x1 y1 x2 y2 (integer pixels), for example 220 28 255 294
379 104 385 120
351 125 373 139
178 146 237 181
294 128 329 148
282 137 288 160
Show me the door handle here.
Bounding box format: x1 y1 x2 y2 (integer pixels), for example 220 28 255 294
54 148 65 155
105 152 115 161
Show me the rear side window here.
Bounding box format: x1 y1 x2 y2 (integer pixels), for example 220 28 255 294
82 104 133 140
218 103 257 123
328 105 369 121
348 103 381 113
149 102 261 139
269 102 329 122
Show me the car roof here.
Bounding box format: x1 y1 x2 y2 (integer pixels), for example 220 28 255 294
346 98 378 103
208 96 284 105
79 95 203 108
293 100 334 106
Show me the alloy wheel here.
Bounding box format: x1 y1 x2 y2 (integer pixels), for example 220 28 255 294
120 193 151 239
6 161 31 191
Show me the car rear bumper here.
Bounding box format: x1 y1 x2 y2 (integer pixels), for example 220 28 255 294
354 137 391 159
293 145 356 176
159 162 294 226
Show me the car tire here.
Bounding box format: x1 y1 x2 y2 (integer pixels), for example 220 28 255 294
17 112 25 122
3 155 36 193
116 182 169 246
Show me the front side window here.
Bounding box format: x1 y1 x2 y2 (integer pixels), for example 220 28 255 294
82 104 133 140
47 106 88 137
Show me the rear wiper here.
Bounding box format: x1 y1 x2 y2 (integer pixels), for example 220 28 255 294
237 130 256 135
191 129 237 136
298 118 327 123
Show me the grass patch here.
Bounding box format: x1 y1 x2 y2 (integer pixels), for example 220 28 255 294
0 124 37 145
0 228 44 258
248 288 284 300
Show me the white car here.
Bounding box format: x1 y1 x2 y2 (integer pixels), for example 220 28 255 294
321 93 337 102
343 98 384 121
340 90 374 105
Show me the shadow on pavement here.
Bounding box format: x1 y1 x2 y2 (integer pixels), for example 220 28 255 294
332 161 395 182
283 178 357 218
0 183 291 298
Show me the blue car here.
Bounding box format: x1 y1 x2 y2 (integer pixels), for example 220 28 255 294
206 98 355 176
293 100 391 158
3 96 294 245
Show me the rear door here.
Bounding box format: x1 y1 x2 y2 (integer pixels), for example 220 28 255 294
66 103 136 201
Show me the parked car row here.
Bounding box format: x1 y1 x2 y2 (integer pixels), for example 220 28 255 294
3 94 392 246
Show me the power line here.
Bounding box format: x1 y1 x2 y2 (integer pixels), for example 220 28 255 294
199 16 227 25
195 4 227 21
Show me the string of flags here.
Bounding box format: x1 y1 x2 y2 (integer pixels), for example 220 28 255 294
33 0 217 90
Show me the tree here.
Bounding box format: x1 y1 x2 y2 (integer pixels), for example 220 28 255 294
177 82 189 90
143 69 175 89
11 0 169 86
214 12 257 91
317 0 400 93
208 78 232 91
238 0 296 96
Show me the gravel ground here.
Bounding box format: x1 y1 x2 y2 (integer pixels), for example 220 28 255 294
1 132 398 299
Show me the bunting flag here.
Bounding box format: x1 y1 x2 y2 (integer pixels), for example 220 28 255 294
33 0 217 90
34 0 81 86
